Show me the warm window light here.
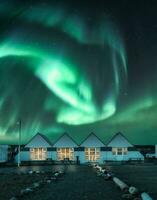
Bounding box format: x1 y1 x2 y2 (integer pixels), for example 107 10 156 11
112 147 128 155
30 148 47 160
57 148 74 160
85 148 100 161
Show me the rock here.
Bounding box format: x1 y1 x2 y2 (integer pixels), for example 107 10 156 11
93 164 98 168
32 182 40 188
36 170 40 174
9 197 17 200
20 188 33 195
122 193 134 199
28 170 33 174
47 180 51 183
101 169 107 174
51 176 57 180
54 172 59 177
59 170 64 175
141 192 153 200
113 177 129 191
104 173 112 180
129 186 139 195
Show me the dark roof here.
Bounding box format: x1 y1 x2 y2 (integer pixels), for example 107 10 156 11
53 132 79 146
79 132 105 146
25 132 53 147
106 132 134 146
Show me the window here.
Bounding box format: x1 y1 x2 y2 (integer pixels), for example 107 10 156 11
112 147 128 155
85 148 100 161
57 148 74 160
30 148 47 160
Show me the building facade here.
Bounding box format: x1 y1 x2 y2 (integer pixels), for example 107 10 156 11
0 145 8 163
17 132 145 163
104 132 144 161
17 133 53 162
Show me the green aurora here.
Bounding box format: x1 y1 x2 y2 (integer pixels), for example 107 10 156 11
0 1 157 145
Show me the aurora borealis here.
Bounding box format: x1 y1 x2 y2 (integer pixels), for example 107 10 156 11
0 1 157 144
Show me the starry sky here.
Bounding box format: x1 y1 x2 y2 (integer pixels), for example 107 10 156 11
0 0 157 145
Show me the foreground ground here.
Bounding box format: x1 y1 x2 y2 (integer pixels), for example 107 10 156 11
0 164 156 200
0 165 122 200
111 164 157 199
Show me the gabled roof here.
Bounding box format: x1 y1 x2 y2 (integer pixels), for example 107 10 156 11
25 132 53 148
53 132 78 147
106 132 133 147
80 132 105 147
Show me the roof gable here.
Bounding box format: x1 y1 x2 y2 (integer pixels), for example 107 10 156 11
53 133 78 147
25 133 52 148
80 133 105 147
107 132 133 147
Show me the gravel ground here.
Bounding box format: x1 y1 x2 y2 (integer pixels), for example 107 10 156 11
110 164 157 199
1 164 156 200
0 165 122 200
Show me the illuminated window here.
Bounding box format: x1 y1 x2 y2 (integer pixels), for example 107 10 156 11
112 147 128 155
57 148 74 160
30 148 47 160
85 148 100 161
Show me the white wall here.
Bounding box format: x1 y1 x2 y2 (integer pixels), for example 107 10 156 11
16 150 53 162
107 133 133 147
80 133 105 147
101 151 144 161
53 134 78 148
25 134 52 148
78 151 104 164
0 145 8 162
79 134 104 164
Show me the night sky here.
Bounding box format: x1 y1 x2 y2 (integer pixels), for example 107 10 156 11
0 0 157 145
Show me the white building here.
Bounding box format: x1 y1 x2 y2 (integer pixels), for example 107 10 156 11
53 133 78 161
79 133 105 163
0 145 8 163
17 133 53 161
17 132 145 164
105 132 144 161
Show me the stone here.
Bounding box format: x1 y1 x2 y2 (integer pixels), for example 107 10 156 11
47 180 51 183
9 197 17 200
32 182 40 188
122 193 134 199
129 186 138 195
20 188 33 195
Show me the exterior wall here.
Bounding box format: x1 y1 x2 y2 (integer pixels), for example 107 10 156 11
25 134 52 148
0 145 8 162
51 151 57 160
53 149 79 161
53 134 78 148
78 149 104 164
78 151 86 163
80 134 105 147
15 132 146 163
79 134 105 163
107 134 133 147
101 150 144 161
103 133 144 161
16 151 30 161
16 149 53 162
16 133 53 162
53 134 78 161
